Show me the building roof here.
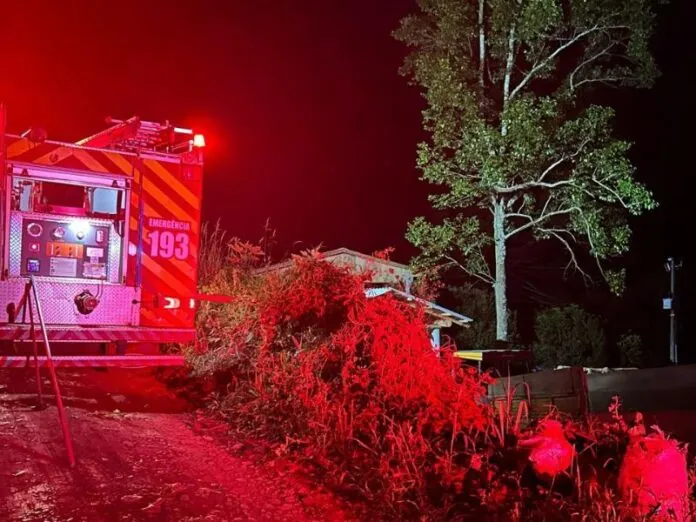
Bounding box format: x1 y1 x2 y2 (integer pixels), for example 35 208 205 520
365 286 472 327
256 248 473 329
255 247 413 276
325 247 412 271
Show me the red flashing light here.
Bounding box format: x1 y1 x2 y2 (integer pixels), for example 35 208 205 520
192 134 206 148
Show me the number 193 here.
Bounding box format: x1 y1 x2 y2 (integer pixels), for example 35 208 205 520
147 230 190 260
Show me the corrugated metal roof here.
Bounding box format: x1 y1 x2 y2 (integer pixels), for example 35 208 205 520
255 247 413 276
364 286 473 326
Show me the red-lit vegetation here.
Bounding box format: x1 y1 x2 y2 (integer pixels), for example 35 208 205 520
187 225 695 520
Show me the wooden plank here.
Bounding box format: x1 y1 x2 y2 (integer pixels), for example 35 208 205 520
489 368 588 417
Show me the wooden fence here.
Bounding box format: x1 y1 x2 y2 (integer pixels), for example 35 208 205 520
586 364 696 413
488 367 588 419
487 364 696 424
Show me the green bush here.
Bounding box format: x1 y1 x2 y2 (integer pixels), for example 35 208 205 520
533 305 606 368
617 331 645 368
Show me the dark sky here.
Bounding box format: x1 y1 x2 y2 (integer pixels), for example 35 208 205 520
1 1 692 355
0 1 427 258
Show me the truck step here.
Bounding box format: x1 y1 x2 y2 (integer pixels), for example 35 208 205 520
0 355 186 368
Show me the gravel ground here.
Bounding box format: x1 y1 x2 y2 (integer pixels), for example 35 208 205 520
0 368 361 522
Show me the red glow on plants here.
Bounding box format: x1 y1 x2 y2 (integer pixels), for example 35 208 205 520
192 245 492 516
518 419 574 479
191 238 696 519
618 428 690 521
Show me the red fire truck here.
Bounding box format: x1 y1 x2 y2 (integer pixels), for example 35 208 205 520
0 103 205 367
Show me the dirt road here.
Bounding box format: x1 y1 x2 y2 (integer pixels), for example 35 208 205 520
0 368 359 522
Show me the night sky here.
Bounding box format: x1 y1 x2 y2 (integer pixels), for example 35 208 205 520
0 1 692 358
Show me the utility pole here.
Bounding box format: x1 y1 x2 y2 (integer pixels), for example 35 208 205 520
664 257 681 364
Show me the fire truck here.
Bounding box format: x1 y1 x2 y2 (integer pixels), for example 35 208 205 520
0 103 205 367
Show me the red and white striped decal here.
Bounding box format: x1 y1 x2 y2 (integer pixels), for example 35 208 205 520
0 355 186 368
129 157 202 330
5 137 136 179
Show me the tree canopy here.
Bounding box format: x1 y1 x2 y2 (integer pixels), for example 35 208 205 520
395 0 661 340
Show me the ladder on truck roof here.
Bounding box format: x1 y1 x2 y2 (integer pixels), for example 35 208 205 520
75 116 195 153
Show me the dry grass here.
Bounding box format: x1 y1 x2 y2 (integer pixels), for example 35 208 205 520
183 227 695 521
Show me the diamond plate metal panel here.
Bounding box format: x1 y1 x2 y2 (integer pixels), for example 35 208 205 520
107 224 122 282
8 212 23 276
0 279 140 326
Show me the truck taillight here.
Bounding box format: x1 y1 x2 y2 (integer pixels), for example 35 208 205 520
189 298 196 309
192 134 205 148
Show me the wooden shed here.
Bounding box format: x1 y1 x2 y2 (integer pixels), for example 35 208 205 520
257 248 473 347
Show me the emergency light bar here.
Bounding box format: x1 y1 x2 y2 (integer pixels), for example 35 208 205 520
174 127 205 147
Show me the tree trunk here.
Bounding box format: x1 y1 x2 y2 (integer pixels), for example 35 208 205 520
478 0 485 89
493 200 508 341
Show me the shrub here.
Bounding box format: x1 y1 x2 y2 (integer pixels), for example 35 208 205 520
189 244 492 517
187 230 695 520
619 428 690 521
617 331 645 368
533 305 606 368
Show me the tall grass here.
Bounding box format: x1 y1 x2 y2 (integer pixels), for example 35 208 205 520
187 227 695 520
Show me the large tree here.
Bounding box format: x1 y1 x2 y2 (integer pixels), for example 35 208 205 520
394 0 660 341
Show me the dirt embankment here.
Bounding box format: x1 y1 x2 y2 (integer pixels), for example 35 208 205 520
0 368 360 522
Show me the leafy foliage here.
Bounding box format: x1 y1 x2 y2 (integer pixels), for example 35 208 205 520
395 0 660 340
533 304 606 367
617 330 645 367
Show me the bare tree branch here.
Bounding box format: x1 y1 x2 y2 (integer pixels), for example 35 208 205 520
474 243 494 281
572 75 635 90
445 255 494 284
509 24 629 100
505 190 580 239
506 190 553 225
494 138 590 194
577 213 609 279
536 156 571 184
542 227 580 244
495 179 574 194
591 175 629 208
537 138 591 181
569 41 617 92
539 227 592 283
